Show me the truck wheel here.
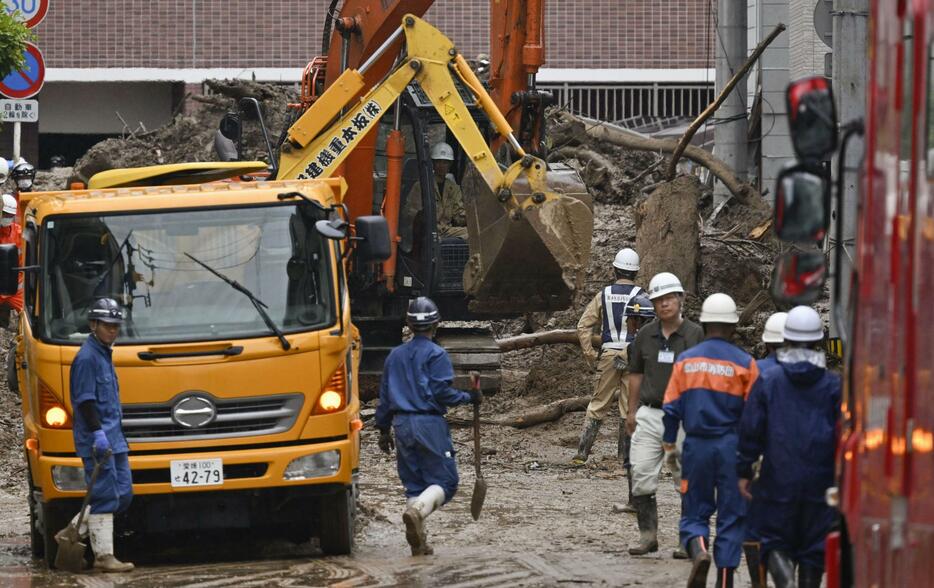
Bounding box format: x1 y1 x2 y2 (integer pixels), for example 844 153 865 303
318 487 355 555
41 502 70 568
6 347 17 393
28 488 42 558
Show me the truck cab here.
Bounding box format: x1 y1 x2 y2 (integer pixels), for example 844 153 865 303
5 177 389 566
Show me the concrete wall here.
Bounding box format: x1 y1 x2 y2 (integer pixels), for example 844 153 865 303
38 82 176 135
789 0 832 79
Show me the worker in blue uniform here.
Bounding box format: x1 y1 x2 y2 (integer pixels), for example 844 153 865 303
742 310 788 588
737 306 840 588
375 296 481 556
662 293 759 588
59 298 134 572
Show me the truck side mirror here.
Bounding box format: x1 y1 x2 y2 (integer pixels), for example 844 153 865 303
769 250 826 304
774 163 830 242
354 216 391 263
786 76 838 161
0 244 18 295
219 113 242 142
214 130 239 162
316 218 349 240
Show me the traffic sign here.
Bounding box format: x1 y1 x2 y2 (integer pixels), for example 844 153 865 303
0 98 37 122
3 0 49 29
0 42 44 99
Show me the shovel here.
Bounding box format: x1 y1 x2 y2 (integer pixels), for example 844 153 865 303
55 453 107 572
469 372 487 520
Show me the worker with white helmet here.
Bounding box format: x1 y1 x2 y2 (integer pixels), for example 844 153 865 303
625 272 704 557
0 158 9 185
662 293 760 588
742 310 789 587
737 306 839 588
0 193 22 328
571 248 644 470
400 141 467 252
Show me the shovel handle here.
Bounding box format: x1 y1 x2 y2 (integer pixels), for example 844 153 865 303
74 450 112 533
470 372 482 477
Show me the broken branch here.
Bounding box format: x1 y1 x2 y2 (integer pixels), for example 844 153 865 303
449 396 590 429
496 329 600 352
665 23 787 180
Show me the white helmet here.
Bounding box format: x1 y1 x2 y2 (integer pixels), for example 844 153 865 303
613 248 640 272
0 159 8 184
699 292 739 324
1 194 15 215
647 272 684 300
761 312 789 344
782 306 824 342
430 142 455 161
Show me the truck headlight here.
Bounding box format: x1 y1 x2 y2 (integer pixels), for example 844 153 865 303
52 466 87 491
283 450 340 481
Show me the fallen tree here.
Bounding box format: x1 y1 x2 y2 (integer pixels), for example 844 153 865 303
449 396 590 429
552 111 758 203
495 329 599 352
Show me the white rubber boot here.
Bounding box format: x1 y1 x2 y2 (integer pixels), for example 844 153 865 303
87 513 134 573
403 485 445 556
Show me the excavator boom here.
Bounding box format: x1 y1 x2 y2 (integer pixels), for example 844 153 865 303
278 15 592 312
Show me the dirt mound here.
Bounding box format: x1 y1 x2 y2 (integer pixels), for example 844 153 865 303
70 80 299 185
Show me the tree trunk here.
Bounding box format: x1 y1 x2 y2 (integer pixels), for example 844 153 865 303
495 329 600 352
449 396 591 429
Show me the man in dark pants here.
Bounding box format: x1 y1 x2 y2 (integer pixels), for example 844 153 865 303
662 293 759 588
375 296 481 555
60 298 134 572
737 306 840 588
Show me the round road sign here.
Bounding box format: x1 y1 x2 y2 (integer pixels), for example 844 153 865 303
3 0 49 29
0 42 44 99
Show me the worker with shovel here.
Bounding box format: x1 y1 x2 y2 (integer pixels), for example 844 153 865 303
57 298 134 573
375 296 481 556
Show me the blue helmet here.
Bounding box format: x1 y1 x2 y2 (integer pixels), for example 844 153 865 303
406 296 440 329
626 293 655 320
88 298 124 325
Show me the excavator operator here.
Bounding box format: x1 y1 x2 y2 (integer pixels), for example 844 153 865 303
400 142 467 254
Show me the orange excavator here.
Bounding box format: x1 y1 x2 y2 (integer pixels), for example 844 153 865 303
222 1 589 389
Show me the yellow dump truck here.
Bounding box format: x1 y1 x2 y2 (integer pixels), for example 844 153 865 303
1 169 390 566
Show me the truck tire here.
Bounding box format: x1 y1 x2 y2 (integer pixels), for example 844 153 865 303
6 347 17 393
41 502 71 568
28 488 42 558
318 487 355 555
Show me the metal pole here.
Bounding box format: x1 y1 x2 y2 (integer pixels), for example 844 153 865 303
13 122 21 162
829 0 868 337
712 0 748 208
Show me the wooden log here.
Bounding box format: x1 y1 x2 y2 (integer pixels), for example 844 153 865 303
665 23 787 181
495 329 600 352
449 396 591 429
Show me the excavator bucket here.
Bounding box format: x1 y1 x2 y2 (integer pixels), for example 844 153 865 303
462 162 592 314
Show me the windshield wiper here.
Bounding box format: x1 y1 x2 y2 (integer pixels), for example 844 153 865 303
183 252 291 350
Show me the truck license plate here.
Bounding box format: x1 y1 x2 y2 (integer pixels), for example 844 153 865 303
170 458 223 488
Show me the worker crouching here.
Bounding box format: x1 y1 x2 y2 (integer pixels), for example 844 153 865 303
662 293 759 588
375 297 481 556
59 298 134 573
737 306 840 588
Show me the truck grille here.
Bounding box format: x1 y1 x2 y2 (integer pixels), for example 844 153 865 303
122 393 304 443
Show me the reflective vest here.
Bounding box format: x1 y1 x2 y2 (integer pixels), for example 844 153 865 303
600 284 641 349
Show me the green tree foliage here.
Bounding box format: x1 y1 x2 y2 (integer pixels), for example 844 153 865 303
0 10 34 79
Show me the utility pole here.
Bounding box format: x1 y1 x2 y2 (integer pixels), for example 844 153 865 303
830 0 868 336
712 0 748 210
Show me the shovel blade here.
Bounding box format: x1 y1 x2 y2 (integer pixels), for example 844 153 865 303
470 477 488 520
54 526 87 572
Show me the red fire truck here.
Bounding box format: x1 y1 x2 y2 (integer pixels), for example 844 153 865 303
771 2 933 586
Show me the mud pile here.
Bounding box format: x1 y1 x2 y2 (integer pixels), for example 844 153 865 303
70 80 299 185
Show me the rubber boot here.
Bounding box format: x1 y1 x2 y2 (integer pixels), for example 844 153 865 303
767 551 796 588
673 544 690 559
714 567 735 588
571 418 601 465
403 485 444 556
798 565 824 588
627 494 659 555
87 513 134 573
743 541 765 588
686 536 711 588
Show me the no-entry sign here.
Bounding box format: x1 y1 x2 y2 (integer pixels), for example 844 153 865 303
3 0 49 28
0 42 44 99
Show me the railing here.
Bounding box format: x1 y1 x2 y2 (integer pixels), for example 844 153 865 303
539 83 715 124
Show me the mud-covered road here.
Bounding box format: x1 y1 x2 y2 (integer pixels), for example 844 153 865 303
0 366 760 587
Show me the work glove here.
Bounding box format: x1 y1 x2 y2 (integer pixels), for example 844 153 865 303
92 429 111 458
378 430 394 454
664 444 682 489
468 389 483 405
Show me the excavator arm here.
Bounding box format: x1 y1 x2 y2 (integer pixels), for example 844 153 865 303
278 15 591 312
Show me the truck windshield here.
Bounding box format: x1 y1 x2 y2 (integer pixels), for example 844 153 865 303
40 203 334 343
